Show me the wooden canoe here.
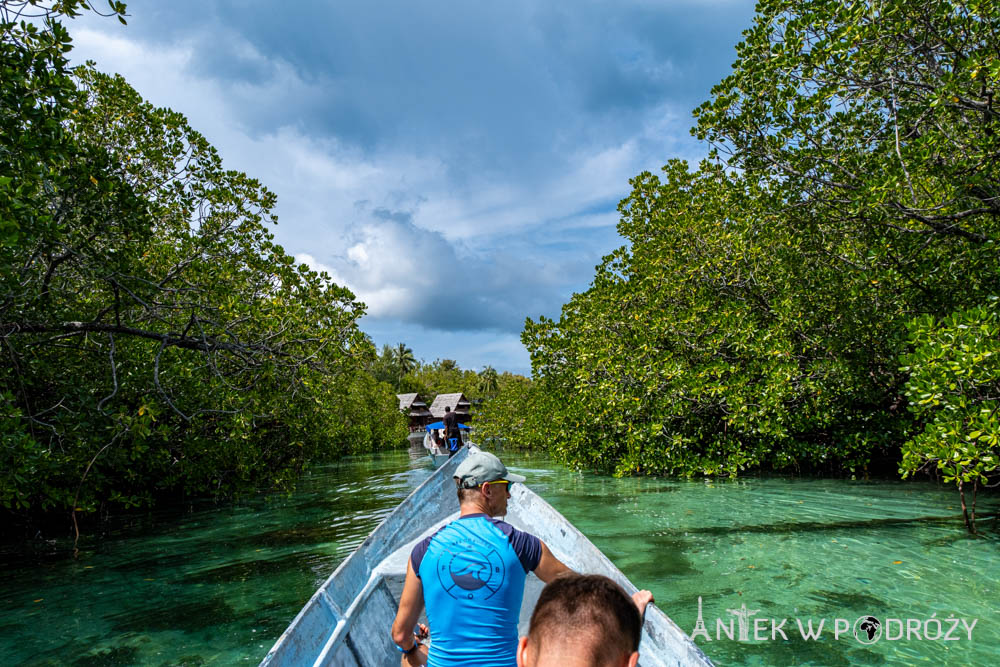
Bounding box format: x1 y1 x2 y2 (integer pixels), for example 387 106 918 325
259 446 714 666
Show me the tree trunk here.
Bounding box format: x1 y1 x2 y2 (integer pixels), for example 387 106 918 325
959 480 977 535
971 478 978 535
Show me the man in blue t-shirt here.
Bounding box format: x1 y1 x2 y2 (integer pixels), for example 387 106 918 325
390 451 571 666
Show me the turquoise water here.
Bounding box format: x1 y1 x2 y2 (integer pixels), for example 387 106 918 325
1 445 997 665
514 453 1000 666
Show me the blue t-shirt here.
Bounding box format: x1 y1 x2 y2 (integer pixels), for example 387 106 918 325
410 514 542 667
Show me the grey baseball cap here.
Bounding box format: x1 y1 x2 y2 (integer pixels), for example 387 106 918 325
454 450 526 488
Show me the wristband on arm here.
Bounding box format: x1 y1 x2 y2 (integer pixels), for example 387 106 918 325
396 639 420 654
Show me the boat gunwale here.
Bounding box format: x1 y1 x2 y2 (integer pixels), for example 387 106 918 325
506 483 714 666
259 447 470 666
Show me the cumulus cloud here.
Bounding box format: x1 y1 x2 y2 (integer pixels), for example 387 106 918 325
298 208 578 333
66 0 757 371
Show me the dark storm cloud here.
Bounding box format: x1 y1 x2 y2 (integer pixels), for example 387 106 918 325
113 0 755 161
72 0 758 369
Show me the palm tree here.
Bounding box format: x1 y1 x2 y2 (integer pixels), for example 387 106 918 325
395 342 416 388
479 365 499 397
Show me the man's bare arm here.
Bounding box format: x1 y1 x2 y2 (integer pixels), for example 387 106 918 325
391 559 426 664
533 540 572 583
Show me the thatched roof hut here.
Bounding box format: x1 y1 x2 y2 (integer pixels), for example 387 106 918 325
397 393 433 429
429 393 471 420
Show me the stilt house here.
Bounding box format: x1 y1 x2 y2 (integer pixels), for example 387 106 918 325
397 393 433 431
429 393 472 423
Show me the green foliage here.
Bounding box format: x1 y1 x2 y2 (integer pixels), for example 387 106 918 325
522 163 903 476
703 1 1000 298
478 365 499 397
473 373 540 450
394 343 416 381
0 4 406 526
370 343 401 387
1 2 119 256
899 298 1000 530
511 0 999 483
400 358 482 400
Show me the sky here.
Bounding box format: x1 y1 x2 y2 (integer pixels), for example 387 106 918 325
68 0 758 375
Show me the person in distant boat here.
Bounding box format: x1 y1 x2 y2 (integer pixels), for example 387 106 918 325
390 450 572 666
442 405 462 456
516 574 653 667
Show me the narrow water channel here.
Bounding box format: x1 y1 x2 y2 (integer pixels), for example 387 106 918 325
1 445 996 665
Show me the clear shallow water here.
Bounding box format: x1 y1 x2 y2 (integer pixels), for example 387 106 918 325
1 445 997 666
511 453 1000 666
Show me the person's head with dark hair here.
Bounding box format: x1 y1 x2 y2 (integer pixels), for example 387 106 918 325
517 574 650 667
445 405 451 412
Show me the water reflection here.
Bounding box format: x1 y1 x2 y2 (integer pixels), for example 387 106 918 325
408 438 430 465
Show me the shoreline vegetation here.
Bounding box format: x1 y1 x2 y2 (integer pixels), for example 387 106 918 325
3 0 998 542
0 0 520 543
1 1 410 541
475 0 1000 535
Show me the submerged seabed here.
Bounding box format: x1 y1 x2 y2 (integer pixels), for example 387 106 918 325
1 445 996 666
520 455 999 666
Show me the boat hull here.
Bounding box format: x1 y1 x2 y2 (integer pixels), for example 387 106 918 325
422 430 466 467
260 447 713 666
429 452 451 467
